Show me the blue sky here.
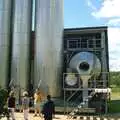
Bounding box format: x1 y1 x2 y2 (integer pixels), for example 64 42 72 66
64 0 105 28
64 0 120 71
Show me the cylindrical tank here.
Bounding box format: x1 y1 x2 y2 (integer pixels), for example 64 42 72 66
0 0 12 88
11 0 32 91
34 0 63 97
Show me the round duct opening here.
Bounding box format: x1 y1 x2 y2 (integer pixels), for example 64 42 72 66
79 62 89 71
69 52 101 79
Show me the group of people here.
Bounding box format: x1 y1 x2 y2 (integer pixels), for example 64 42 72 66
7 89 55 120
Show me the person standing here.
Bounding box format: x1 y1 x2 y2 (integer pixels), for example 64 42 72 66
41 95 55 120
22 91 30 120
7 91 16 120
33 89 42 117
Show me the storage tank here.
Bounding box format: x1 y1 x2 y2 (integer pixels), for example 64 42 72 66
34 0 63 97
11 0 32 92
0 0 12 88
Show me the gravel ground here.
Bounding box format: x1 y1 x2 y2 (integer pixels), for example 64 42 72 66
1 113 67 120
1 112 120 120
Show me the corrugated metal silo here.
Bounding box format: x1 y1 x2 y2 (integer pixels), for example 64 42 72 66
11 0 32 91
34 0 64 97
0 0 12 88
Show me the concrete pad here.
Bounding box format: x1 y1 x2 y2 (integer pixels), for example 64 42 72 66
1 113 120 120
1 112 68 120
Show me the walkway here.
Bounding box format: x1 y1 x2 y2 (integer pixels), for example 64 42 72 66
1 112 120 120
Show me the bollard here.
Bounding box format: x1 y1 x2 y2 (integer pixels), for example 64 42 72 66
79 116 84 120
93 116 97 120
86 116 91 120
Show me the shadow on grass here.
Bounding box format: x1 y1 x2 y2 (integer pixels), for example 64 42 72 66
108 100 120 113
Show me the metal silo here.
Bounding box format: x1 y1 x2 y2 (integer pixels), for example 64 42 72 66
0 0 12 88
34 0 63 97
11 0 32 92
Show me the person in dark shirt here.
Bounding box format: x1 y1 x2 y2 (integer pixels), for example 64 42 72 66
7 91 16 120
41 95 55 120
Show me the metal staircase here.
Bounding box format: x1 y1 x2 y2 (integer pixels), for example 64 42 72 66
67 88 111 119
67 90 96 119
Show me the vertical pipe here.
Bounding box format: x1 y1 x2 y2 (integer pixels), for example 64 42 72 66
0 0 12 88
101 31 107 87
28 0 35 95
34 0 64 97
11 0 32 92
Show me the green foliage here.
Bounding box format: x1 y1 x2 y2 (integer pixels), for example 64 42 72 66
0 89 9 119
0 89 8 109
109 71 120 113
110 71 120 87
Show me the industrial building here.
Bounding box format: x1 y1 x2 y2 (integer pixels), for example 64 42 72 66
0 0 110 114
63 27 110 114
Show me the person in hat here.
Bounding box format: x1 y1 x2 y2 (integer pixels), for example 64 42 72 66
22 91 29 120
7 91 16 120
41 95 55 120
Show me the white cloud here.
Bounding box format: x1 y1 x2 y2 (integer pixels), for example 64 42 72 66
108 27 120 48
92 0 120 18
86 0 120 71
86 0 97 11
109 58 120 71
108 18 120 26
108 27 120 71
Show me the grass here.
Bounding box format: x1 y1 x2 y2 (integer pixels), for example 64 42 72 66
108 88 120 113
108 100 120 113
111 87 120 93
111 92 120 100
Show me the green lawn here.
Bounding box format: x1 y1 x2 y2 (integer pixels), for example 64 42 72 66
108 88 120 113
108 100 120 113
